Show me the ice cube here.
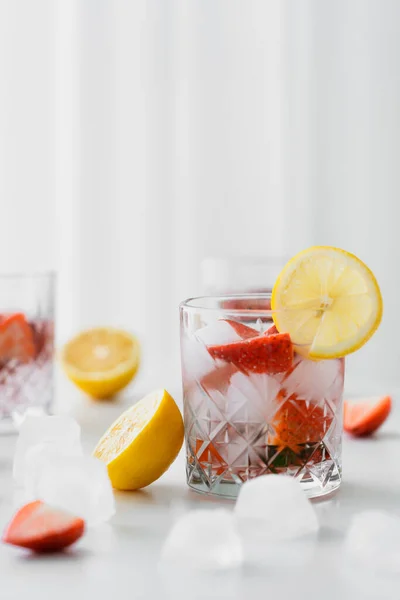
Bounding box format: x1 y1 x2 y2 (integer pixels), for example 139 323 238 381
181 334 238 389
181 333 217 381
32 455 115 526
234 475 319 540
195 320 242 346
161 509 243 570
344 511 400 574
11 407 47 430
13 415 81 485
23 441 84 497
227 371 281 421
282 355 343 403
181 320 244 391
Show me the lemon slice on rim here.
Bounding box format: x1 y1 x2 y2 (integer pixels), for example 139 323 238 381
61 327 140 399
271 246 383 359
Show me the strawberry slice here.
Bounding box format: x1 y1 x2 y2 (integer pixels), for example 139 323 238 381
265 324 278 335
222 319 259 339
270 392 333 452
344 396 392 437
208 332 293 375
2 501 85 553
0 313 35 364
200 362 237 391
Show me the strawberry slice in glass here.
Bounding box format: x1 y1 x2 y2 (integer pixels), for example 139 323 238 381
0 313 35 365
207 332 293 375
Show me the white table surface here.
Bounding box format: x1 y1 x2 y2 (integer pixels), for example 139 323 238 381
0 374 399 600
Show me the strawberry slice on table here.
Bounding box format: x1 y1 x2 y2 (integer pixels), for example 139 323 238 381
344 396 392 437
2 501 85 553
208 332 293 375
222 319 259 339
0 313 35 364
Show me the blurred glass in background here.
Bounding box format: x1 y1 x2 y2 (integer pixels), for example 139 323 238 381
0 273 55 432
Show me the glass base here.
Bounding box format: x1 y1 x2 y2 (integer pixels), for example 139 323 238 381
187 467 342 500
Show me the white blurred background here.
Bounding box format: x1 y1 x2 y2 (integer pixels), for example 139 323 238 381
0 0 398 393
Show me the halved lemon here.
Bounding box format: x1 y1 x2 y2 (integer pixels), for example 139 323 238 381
61 327 140 399
93 389 184 490
271 246 383 359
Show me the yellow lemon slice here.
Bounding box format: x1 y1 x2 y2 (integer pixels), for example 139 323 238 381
271 246 383 359
61 327 140 399
93 389 184 490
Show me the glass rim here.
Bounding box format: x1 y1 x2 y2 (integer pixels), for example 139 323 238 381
0 270 57 280
180 293 276 317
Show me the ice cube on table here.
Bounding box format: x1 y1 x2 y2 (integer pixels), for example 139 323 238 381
32 455 115 526
23 441 84 497
11 407 46 430
13 415 81 485
161 509 243 571
234 475 319 540
344 511 400 574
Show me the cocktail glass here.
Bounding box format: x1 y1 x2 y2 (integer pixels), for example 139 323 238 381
180 294 344 499
0 272 55 432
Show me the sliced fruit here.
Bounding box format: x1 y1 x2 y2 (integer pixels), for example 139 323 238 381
61 327 140 399
0 313 35 364
270 392 333 453
344 396 391 437
265 324 278 335
200 362 237 391
2 501 85 553
93 389 184 490
208 333 293 375
271 246 383 359
222 319 259 339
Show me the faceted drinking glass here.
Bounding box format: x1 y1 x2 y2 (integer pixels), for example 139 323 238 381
0 272 55 432
180 294 344 499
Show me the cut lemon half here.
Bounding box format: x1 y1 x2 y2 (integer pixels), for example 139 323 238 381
61 327 140 399
93 389 184 490
271 246 383 359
